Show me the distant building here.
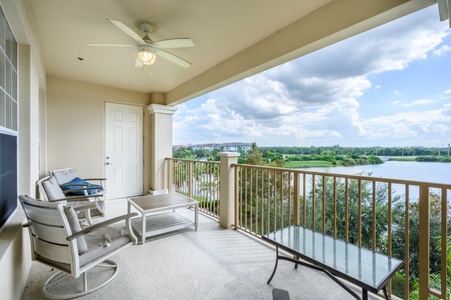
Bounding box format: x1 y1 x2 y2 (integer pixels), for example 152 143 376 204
174 142 252 153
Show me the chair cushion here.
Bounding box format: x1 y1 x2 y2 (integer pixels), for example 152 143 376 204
80 227 132 266
64 206 89 255
61 177 102 196
53 169 77 185
42 176 66 201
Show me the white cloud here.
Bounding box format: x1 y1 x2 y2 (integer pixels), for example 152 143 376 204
174 6 451 147
358 107 451 140
393 98 437 107
433 45 451 56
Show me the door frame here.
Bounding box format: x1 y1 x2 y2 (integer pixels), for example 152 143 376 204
104 101 145 199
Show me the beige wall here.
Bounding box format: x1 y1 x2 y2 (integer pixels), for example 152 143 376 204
0 211 31 300
46 76 152 195
0 0 46 299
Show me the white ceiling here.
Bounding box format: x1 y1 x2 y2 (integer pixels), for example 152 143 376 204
25 0 433 105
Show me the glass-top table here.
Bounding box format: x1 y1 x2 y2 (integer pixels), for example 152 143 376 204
262 225 402 300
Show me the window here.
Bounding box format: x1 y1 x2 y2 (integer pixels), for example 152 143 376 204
0 5 18 230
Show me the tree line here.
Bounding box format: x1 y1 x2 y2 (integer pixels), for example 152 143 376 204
173 144 450 166
174 144 451 160
260 145 450 156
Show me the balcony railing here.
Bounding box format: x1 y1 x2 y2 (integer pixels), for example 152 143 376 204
166 155 451 299
166 158 220 219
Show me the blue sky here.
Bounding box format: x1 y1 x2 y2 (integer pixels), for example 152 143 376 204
173 5 451 148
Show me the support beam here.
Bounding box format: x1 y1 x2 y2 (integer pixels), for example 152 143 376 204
219 152 240 229
147 104 177 194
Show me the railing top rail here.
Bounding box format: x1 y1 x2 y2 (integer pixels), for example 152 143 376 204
166 157 220 165
232 163 451 189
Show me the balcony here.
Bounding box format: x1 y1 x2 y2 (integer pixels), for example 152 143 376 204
166 156 451 300
21 155 450 299
22 198 385 300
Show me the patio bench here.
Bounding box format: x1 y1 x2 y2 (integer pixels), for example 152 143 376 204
263 225 402 300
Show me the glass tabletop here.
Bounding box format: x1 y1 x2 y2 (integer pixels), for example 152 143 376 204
263 226 402 290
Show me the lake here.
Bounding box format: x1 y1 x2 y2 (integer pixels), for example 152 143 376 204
298 161 451 185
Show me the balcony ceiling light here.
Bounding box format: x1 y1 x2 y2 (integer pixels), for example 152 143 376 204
137 45 156 65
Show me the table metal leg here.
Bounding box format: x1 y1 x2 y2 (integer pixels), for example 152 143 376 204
294 254 299 269
382 286 389 300
269 250 361 300
362 289 368 300
267 246 279 284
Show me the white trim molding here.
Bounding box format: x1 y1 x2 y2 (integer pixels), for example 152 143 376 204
147 104 177 115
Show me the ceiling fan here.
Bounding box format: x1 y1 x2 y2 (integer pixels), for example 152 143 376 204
88 19 194 69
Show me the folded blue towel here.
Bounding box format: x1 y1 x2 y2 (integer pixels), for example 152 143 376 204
61 177 102 195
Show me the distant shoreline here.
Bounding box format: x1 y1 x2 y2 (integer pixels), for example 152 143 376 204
284 156 449 168
387 157 416 161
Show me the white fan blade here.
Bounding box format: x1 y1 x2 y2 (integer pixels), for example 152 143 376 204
87 43 135 48
153 38 194 49
107 19 146 44
135 57 144 67
155 49 191 68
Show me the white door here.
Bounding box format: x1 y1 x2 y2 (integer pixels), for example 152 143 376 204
105 103 143 199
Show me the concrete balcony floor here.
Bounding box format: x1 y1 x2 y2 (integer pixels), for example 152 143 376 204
22 199 383 300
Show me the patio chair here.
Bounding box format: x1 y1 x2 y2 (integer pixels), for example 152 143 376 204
37 176 105 225
50 167 107 197
19 195 137 299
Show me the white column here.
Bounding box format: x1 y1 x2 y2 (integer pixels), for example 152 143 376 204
19 44 40 197
219 152 240 229
147 104 177 195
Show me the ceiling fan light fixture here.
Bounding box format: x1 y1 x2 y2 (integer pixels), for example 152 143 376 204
137 45 156 65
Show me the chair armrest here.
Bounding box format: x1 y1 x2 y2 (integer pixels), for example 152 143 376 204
72 203 98 212
49 200 98 217
67 213 138 241
60 183 89 187
53 195 95 202
83 178 107 181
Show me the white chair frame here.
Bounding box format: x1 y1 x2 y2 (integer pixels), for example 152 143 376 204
20 195 137 299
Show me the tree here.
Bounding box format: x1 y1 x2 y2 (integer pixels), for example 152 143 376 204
246 142 263 165
392 192 450 279
303 172 404 250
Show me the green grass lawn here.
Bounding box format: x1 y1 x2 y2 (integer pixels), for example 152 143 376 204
388 157 417 161
283 161 335 168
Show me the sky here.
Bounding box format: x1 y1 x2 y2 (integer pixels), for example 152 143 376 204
173 5 451 148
